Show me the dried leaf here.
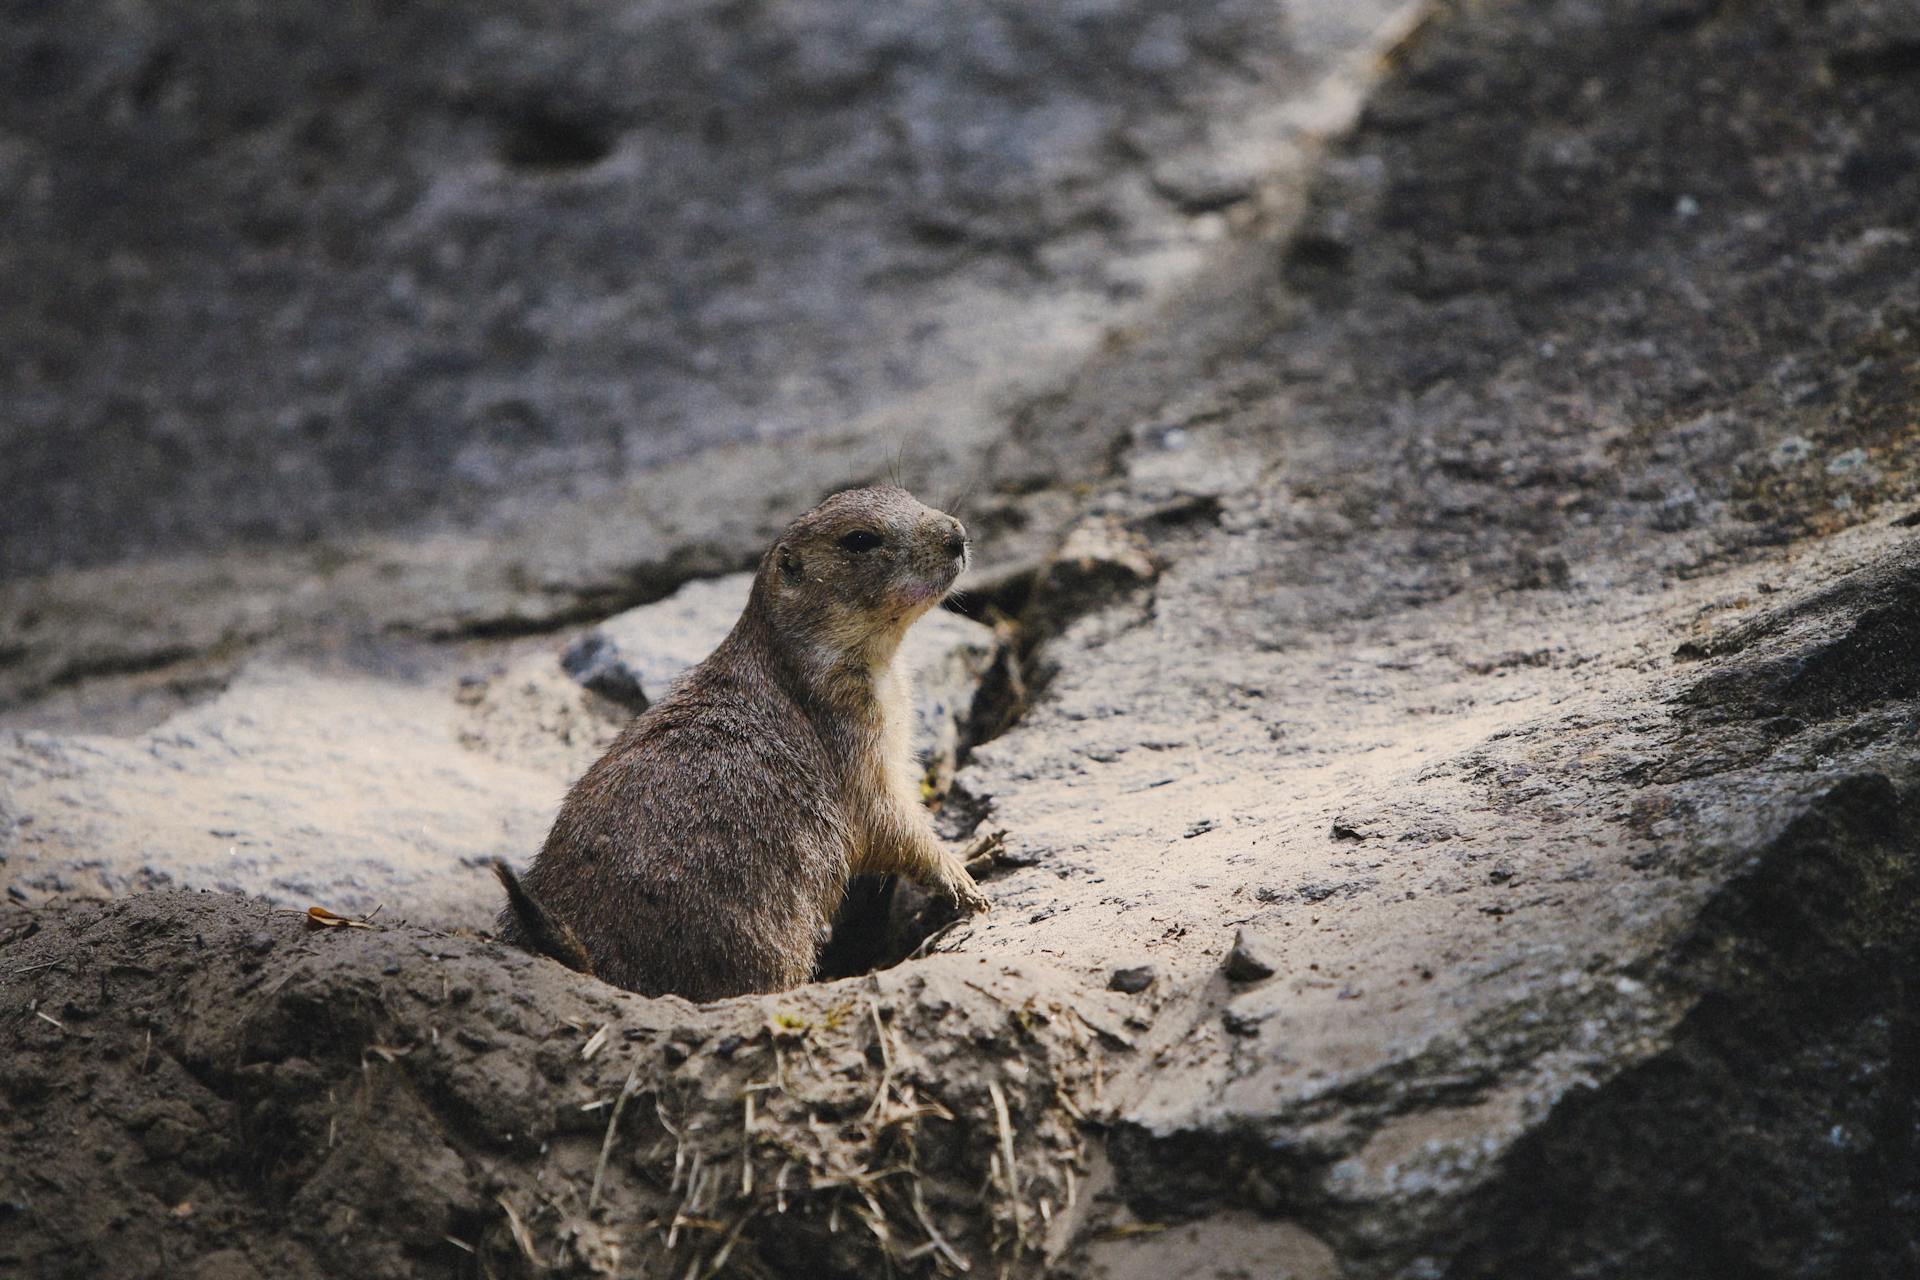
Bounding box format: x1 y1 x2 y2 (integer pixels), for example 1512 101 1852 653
306 906 375 930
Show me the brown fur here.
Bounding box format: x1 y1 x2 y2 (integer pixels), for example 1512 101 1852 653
495 486 990 1000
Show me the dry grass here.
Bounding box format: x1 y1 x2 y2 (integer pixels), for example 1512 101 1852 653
490 981 1100 1277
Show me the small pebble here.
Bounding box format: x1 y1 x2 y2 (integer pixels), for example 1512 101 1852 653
1770 435 1814 468
1224 928 1278 983
1222 1008 1264 1036
1826 447 1870 476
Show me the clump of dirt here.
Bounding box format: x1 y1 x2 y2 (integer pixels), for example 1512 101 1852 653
0 892 1126 1279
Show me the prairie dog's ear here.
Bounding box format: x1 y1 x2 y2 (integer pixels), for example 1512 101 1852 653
778 546 804 584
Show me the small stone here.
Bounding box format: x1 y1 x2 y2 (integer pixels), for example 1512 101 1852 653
1222 1007 1264 1036
662 1041 691 1065
1223 928 1278 983
189 1249 264 1280
245 932 275 955
560 634 650 713
714 1034 745 1059
1826 447 1870 476
1108 965 1156 994
1770 435 1814 468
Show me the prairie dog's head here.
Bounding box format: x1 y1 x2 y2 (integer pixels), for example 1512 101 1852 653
757 486 969 671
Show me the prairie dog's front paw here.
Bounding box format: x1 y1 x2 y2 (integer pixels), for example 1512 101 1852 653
942 865 991 915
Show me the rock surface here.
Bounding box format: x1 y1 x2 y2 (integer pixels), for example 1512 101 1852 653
4 0 1376 576
5 0 1920 1276
0 0 1406 712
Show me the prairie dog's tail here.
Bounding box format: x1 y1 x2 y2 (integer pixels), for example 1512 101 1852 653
492 860 595 976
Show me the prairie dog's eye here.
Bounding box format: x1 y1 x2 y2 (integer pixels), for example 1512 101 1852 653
838 530 883 553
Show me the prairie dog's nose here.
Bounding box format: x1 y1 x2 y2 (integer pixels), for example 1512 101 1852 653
942 519 969 561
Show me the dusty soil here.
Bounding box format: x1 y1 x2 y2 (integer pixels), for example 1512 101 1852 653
0 891 1116 1279
6 0 1920 1276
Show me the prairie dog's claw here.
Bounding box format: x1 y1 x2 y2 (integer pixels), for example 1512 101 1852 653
943 868 990 915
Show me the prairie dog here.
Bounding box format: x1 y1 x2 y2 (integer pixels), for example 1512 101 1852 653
496 486 989 1000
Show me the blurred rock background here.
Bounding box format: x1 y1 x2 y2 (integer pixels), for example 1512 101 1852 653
1 0 1392 574
0 0 1401 705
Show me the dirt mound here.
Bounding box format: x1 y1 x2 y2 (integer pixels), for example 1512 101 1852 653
0 891 1112 1278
